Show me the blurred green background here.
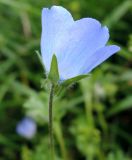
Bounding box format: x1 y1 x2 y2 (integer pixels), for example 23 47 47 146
0 0 132 159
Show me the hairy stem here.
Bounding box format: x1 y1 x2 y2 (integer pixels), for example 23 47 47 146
49 84 55 160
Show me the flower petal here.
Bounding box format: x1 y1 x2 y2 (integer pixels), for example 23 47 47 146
81 45 120 74
58 18 109 79
16 117 37 139
41 6 74 72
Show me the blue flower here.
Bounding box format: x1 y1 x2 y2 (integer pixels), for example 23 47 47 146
16 117 37 139
41 6 120 80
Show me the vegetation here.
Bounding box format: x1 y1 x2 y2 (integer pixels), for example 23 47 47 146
0 0 132 159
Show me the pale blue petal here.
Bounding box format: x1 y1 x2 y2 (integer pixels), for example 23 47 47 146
41 6 74 72
16 117 37 139
58 18 109 79
81 45 120 74
41 6 120 80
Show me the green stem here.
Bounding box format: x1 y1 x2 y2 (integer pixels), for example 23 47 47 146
80 79 94 126
54 121 68 160
49 84 55 160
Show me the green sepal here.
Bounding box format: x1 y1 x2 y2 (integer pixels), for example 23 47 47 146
61 74 90 87
35 50 46 70
54 74 90 96
48 54 60 84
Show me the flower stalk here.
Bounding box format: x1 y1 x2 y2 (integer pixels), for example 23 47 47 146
49 83 55 160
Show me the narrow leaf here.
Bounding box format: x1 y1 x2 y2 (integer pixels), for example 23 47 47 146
107 96 132 117
35 50 45 70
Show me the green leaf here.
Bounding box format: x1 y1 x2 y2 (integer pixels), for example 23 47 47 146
61 74 90 87
107 96 132 117
48 54 60 83
104 0 131 28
